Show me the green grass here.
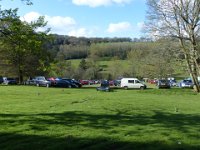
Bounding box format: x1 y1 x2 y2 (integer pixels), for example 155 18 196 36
69 58 188 79
69 58 129 70
0 85 200 150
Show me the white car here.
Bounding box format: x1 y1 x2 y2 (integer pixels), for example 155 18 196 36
120 78 147 90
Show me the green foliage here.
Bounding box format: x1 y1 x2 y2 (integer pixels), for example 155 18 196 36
79 59 88 70
89 42 132 59
0 86 200 149
0 8 52 82
127 40 178 78
49 60 75 78
57 44 89 60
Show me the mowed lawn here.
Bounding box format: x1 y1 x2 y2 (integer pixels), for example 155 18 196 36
0 86 200 150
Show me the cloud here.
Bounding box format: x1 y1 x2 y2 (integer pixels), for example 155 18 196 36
107 22 131 33
72 0 132 7
20 12 143 38
137 22 144 29
68 28 92 37
45 15 76 30
20 11 92 37
20 12 41 23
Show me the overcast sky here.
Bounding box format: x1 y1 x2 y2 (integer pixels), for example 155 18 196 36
1 0 147 38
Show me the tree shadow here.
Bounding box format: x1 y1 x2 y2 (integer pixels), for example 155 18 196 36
1 111 200 131
1 111 200 149
0 132 199 150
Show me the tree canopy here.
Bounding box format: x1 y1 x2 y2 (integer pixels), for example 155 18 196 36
146 0 200 92
0 8 52 83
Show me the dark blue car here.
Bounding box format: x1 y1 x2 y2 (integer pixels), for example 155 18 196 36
96 80 110 92
53 79 72 88
178 79 193 88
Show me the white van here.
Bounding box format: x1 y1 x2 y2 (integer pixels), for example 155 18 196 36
120 78 146 90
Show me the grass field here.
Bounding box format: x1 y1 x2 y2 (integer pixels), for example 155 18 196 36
0 85 200 150
69 58 188 79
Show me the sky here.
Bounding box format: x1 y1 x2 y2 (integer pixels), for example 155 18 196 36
1 0 147 38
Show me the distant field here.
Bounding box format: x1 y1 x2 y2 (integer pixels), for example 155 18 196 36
0 85 200 150
68 58 188 79
68 58 129 69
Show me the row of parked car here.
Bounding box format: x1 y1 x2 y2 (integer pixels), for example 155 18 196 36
1 75 198 91
24 76 82 88
151 78 195 89
79 79 121 86
0 75 120 88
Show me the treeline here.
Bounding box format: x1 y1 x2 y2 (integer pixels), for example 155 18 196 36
50 35 183 61
48 34 152 60
48 36 186 80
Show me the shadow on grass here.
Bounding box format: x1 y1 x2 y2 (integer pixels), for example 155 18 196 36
0 132 199 150
1 111 200 149
1 111 200 132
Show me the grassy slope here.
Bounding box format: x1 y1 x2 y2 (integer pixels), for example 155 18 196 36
69 58 188 79
0 86 200 150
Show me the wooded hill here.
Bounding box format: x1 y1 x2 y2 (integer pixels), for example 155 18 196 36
47 35 187 80
0 31 190 80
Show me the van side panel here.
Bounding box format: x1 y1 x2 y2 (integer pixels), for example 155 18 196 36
121 78 138 88
120 78 145 89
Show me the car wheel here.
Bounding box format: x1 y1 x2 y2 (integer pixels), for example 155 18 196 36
124 86 128 90
106 88 109 92
140 86 144 90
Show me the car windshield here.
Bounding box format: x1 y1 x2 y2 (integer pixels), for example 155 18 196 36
36 77 45 80
101 81 109 87
183 80 192 83
7 78 14 80
160 80 168 83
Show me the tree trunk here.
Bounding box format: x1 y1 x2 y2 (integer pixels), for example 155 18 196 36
18 66 23 84
185 53 200 92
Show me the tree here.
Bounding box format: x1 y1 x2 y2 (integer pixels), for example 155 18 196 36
79 59 88 71
0 8 51 83
49 60 74 78
146 0 200 92
0 0 32 5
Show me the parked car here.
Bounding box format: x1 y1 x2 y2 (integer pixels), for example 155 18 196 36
178 79 194 88
120 78 147 90
35 76 51 87
109 80 115 86
47 77 57 86
114 79 121 86
156 79 171 89
62 78 82 88
148 79 157 84
0 76 3 84
24 77 36 85
53 79 72 88
96 80 110 92
169 80 177 87
79 80 89 85
3 77 17 85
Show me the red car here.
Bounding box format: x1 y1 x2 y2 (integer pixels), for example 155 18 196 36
148 79 157 84
47 77 56 85
79 80 89 85
109 80 114 86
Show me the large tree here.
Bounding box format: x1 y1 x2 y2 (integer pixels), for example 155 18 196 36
0 0 32 5
146 0 200 92
0 8 51 83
